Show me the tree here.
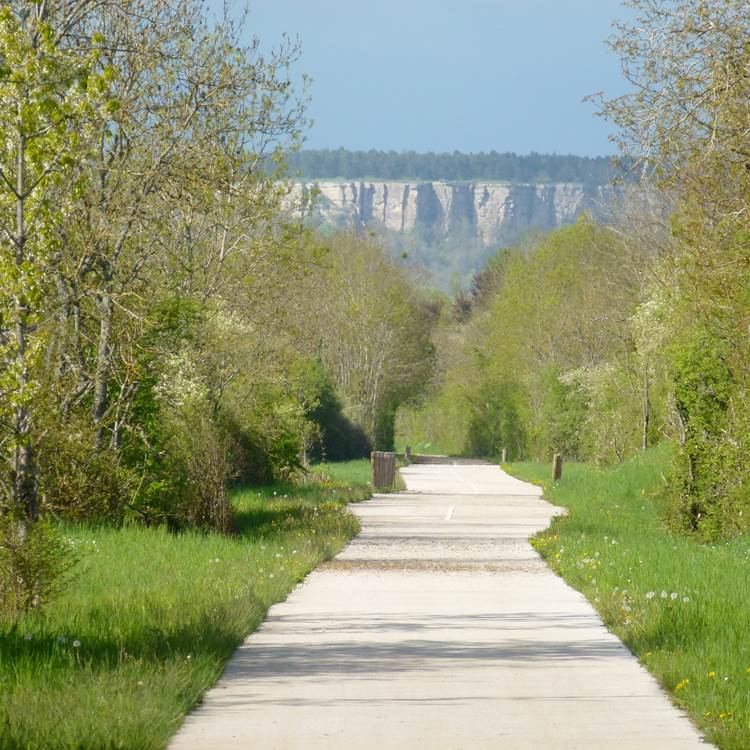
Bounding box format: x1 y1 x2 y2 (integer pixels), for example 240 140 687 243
596 0 750 536
0 4 107 520
300 232 436 449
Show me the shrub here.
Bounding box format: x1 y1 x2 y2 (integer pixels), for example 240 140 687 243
0 515 76 621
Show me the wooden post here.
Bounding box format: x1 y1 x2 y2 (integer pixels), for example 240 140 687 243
385 452 395 486
405 445 412 463
371 451 396 489
552 453 563 481
501 447 508 463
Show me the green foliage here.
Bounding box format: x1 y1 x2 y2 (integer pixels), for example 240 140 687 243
0 515 77 621
509 446 750 750
666 324 750 539
290 358 370 462
590 0 750 539
399 219 650 463
0 6 110 517
533 367 588 461
302 232 436 451
464 378 527 460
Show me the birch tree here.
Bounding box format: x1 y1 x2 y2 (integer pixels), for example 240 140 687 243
0 4 107 519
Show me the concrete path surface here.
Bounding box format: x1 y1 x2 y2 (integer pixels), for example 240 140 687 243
169 461 711 749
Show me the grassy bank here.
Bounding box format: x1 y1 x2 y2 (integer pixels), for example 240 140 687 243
0 479 366 750
508 444 750 750
313 457 406 491
313 458 372 486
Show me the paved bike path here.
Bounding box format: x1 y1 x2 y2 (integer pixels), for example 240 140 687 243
169 462 711 749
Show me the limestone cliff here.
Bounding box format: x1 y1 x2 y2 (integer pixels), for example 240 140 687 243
289 180 609 248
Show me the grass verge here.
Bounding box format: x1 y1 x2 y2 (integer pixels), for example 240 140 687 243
313 457 406 492
0 478 366 749
507 443 750 750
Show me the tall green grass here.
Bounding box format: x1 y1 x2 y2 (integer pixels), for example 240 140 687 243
0 480 365 749
313 458 406 491
509 444 750 750
312 458 372 487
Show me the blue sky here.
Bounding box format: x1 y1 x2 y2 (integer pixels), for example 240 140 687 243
245 0 630 156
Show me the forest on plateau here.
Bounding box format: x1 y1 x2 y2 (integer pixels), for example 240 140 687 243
288 148 615 184
399 0 750 542
0 0 434 619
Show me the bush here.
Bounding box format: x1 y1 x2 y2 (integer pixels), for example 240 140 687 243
38 418 131 524
0 515 76 621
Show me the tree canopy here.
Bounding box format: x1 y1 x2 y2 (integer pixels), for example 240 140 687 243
288 148 615 184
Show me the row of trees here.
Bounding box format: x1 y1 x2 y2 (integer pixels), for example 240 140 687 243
0 0 434 617
399 0 750 541
288 148 615 184
398 216 656 464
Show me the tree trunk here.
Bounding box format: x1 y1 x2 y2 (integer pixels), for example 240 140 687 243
641 371 650 452
92 290 113 449
13 126 37 519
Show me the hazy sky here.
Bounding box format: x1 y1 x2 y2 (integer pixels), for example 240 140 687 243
245 0 630 156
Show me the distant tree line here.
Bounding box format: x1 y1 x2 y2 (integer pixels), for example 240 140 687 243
287 148 615 184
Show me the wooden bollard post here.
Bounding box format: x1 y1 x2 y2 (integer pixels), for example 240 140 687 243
501 447 508 463
387 452 395 486
405 445 412 463
372 451 396 489
371 451 380 488
552 453 563 481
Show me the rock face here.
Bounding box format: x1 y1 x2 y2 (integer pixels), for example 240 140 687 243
290 180 609 247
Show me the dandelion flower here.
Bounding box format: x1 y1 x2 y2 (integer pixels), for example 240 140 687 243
708 671 716 678
24 634 32 641
683 596 690 603
660 591 668 599
72 640 81 648
646 591 656 599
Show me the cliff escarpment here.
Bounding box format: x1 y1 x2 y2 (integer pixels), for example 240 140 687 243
291 180 609 247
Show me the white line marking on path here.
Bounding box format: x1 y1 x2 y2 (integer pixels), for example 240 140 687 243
444 505 455 521
450 467 479 492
